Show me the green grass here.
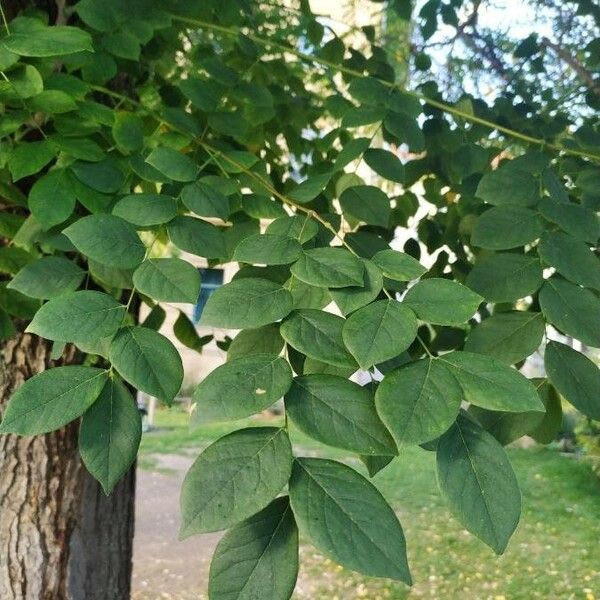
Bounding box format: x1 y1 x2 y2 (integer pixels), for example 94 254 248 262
141 407 600 599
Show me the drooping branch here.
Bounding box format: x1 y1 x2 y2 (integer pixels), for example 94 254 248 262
541 36 600 99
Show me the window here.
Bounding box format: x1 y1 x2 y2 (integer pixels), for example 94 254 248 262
192 268 224 324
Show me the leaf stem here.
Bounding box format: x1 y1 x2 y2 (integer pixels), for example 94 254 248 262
0 1 9 35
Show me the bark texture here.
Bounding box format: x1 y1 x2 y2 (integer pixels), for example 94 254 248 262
0 334 135 599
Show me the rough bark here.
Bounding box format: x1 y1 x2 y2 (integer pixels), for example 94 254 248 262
0 334 135 599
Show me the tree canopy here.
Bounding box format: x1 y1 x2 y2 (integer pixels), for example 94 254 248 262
0 0 599 597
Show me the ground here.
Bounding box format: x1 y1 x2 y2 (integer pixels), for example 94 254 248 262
131 408 600 600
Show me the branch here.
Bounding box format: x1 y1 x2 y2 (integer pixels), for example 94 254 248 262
541 36 600 99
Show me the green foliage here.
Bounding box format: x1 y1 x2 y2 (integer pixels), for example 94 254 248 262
403 278 482 325
289 458 411 583
180 427 292 537
201 278 293 329
545 342 600 420
109 326 183 404
376 358 462 447
193 355 292 423
26 290 125 343
132 259 200 304
284 375 395 454
0 367 107 435
1 3 599 596
208 496 299 600
290 247 365 287
464 311 545 365
436 414 521 555
79 378 142 494
342 299 417 369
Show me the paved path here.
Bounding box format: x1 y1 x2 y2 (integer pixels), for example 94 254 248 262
131 455 220 599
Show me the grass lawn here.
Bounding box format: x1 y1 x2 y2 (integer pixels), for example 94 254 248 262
140 407 600 599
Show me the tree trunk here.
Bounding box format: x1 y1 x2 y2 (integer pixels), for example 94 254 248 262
0 334 136 599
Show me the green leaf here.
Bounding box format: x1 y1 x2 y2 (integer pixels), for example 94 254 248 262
103 31 140 60
363 148 405 183
112 112 144 154
8 257 84 299
339 185 391 227
0 247 33 276
242 197 285 220
0 307 16 340
464 311 545 365
403 278 482 326
173 311 211 353
538 231 600 290
383 111 424 151
208 496 299 600
193 354 292 423
0 366 107 435
132 258 200 304
79 378 141 494
288 276 330 310
375 358 462 447
476 162 538 207
280 309 357 369
145 147 198 182
26 291 125 343
330 258 383 316
28 169 77 230
371 249 426 281
29 90 78 114
289 458 411 583
70 158 125 193
178 76 222 111
142 304 166 331
64 214 146 269
466 253 543 303
529 379 562 444
166 216 225 260
88 260 134 290
0 283 41 318
290 247 364 288
181 181 230 221
471 206 544 250
436 414 520 554
266 215 319 244
180 427 292 537
440 351 543 412
0 64 43 100
227 324 284 360
233 234 302 265
201 277 293 329
109 326 183 403
52 136 105 161
0 213 26 239
544 341 600 420
8 140 55 181
285 374 396 454
223 220 261 261
342 299 417 369
468 405 544 446
2 26 93 57
538 196 599 244
360 454 394 478
288 174 331 204
341 105 385 128
539 277 600 347
333 137 370 171
112 193 178 227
